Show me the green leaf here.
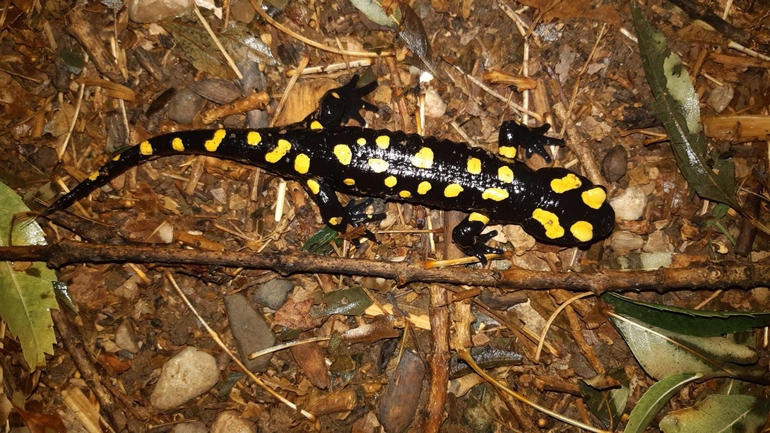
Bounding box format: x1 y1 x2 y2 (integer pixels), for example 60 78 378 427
606 312 768 383
578 367 629 429
349 0 400 27
625 372 703 433
311 286 373 317
631 2 739 210
301 225 339 255
0 182 58 369
602 293 770 337
659 394 770 433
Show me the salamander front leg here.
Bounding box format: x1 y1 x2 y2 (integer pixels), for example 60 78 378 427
451 212 504 264
303 75 379 130
303 178 384 242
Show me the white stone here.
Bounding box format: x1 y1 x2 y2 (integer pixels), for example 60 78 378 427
150 347 219 410
423 89 446 118
171 421 207 433
610 186 647 221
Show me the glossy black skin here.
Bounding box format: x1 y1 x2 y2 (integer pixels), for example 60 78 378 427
42 76 615 262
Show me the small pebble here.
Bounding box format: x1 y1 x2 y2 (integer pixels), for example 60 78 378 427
224 293 276 372
167 88 205 125
610 186 647 221
642 230 673 253
231 1 256 23
602 145 628 183
423 88 447 118
252 278 293 310
115 320 141 354
191 79 242 105
128 0 193 23
706 84 734 113
171 421 207 433
211 411 255 433
150 347 219 410
609 231 644 252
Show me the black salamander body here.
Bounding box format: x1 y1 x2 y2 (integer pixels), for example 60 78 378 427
42 76 615 261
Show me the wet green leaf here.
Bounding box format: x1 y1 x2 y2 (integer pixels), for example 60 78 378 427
602 293 770 337
625 372 703 433
659 394 769 433
0 182 58 369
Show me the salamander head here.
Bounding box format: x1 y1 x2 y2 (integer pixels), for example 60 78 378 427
519 168 615 246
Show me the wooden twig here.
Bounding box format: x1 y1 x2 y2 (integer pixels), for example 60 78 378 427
51 309 128 432
0 241 765 292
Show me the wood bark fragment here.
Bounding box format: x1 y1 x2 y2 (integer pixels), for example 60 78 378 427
67 10 124 83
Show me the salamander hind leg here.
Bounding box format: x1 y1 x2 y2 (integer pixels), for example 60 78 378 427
451 212 504 265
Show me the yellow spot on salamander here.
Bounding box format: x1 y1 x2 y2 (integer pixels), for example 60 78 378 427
417 181 432 195
310 120 323 130
482 188 509 201
265 139 292 163
247 131 262 145
343 178 355 186
172 137 185 152
294 153 310 174
334 144 352 165
306 179 320 195
570 221 594 242
368 158 389 173
357 137 367 145
139 141 153 156
532 208 565 239
384 176 397 188
88 171 100 181
376 135 390 149
499 146 517 159
328 216 343 226
411 147 434 169
444 184 463 197
112 154 121 161
551 173 582 193
331 92 340 99
498 166 514 183
467 157 482 174
204 129 227 152
399 190 411 198
469 212 489 224
582 187 607 210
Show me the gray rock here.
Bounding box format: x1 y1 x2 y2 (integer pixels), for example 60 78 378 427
115 320 141 354
211 411 255 433
707 84 734 113
167 88 204 125
224 293 276 372
252 278 293 310
128 0 193 23
150 347 219 410
191 79 241 105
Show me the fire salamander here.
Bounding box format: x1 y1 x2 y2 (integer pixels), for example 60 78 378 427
41 75 615 262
